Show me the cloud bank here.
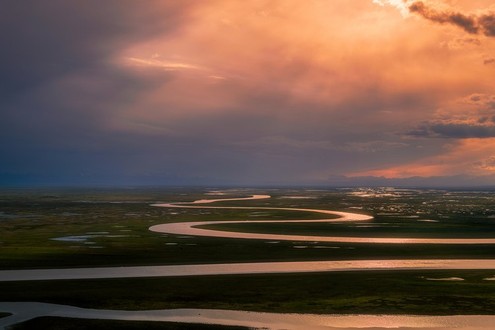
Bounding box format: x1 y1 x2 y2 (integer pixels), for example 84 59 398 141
1 1 495 186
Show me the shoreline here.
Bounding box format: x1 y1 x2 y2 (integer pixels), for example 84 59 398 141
3 259 495 282
150 195 495 244
2 302 495 330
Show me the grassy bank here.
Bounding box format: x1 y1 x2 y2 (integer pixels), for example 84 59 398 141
202 220 495 238
3 271 495 315
10 317 249 330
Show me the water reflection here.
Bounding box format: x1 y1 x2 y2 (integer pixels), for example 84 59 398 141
150 196 495 244
1 302 495 330
3 259 495 282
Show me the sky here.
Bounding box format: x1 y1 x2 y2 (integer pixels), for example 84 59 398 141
1 0 495 187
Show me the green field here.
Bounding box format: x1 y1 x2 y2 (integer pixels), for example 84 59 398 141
202 219 495 238
3 270 495 315
11 317 248 330
2 188 495 269
2 187 495 327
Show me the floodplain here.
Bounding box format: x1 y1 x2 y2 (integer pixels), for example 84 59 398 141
2 187 495 329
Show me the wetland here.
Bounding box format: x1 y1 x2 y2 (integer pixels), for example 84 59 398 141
2 187 495 329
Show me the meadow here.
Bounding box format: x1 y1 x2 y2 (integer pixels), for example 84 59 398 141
2 187 495 269
2 187 495 328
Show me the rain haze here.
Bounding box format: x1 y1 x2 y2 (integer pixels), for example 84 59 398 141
2 0 495 187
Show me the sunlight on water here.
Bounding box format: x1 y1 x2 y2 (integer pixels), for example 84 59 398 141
1 302 495 330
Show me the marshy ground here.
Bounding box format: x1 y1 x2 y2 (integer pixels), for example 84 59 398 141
2 187 495 328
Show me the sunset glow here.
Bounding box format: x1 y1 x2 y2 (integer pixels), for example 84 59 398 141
2 0 495 186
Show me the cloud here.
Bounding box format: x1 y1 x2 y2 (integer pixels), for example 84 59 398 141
479 12 495 36
349 138 495 178
372 0 413 16
408 1 495 36
407 93 495 138
124 57 203 71
409 2 479 34
2 1 495 186
329 173 495 187
0 0 199 107
464 93 495 108
444 37 481 49
412 123 495 138
478 156 495 171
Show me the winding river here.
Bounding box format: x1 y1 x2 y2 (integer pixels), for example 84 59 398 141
150 195 495 244
3 194 495 329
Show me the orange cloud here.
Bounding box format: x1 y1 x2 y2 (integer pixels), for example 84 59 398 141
111 1 494 127
99 1 495 182
350 138 495 178
4 0 495 184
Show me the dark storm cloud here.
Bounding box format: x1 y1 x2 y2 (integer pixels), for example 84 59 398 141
0 0 192 101
0 0 188 145
0 1 197 185
409 1 495 37
2 1 494 186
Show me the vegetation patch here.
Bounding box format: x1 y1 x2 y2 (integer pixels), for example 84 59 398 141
3 270 495 315
10 317 248 330
201 220 495 238
2 188 495 269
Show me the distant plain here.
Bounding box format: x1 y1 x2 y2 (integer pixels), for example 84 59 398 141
3 187 495 328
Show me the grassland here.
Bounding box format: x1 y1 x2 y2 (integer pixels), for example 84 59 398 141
11 317 249 330
202 220 495 238
2 187 495 269
3 270 495 315
3 187 495 325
